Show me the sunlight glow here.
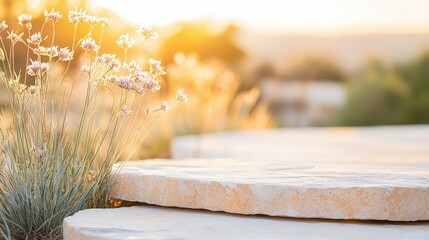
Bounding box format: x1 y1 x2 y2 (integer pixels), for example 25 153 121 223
91 0 429 36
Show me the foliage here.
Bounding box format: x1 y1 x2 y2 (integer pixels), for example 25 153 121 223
335 54 429 125
0 9 184 239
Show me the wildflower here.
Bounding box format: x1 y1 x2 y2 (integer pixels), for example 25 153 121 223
34 46 59 57
44 9 62 22
116 33 136 50
59 47 73 61
27 32 42 45
160 101 170 112
149 58 166 75
18 14 32 29
0 20 7 32
119 105 132 118
68 8 87 25
107 75 118 83
136 25 159 40
133 82 145 94
27 60 49 76
134 70 150 82
81 37 99 52
115 76 132 90
97 53 116 63
142 76 160 92
28 85 39 95
123 61 140 73
176 88 188 103
7 31 23 44
45 46 59 58
97 17 111 27
81 65 92 74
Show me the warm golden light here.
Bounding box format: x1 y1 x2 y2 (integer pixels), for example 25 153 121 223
92 0 429 36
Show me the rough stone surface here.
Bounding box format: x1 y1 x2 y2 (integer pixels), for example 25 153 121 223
110 158 429 221
111 126 429 221
63 206 429 240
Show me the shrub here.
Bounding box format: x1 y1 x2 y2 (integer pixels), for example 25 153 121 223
0 9 185 239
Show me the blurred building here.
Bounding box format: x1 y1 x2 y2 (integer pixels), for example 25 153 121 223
260 79 346 127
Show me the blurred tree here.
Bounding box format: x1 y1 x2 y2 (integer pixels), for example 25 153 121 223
335 53 429 126
159 23 245 65
284 56 345 81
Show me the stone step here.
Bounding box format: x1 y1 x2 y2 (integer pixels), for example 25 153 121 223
110 158 429 221
63 205 429 240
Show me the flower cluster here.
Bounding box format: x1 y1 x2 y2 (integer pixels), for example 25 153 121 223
136 25 159 40
44 9 62 22
68 8 111 27
27 60 49 76
18 14 32 29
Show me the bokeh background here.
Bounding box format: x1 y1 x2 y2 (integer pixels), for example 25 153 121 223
2 0 429 158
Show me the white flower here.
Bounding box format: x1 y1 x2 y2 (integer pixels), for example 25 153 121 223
149 58 166 75
117 33 136 50
176 88 188 103
68 8 87 25
81 65 92 74
44 9 62 22
18 14 32 29
45 46 59 57
59 47 73 61
123 61 140 73
160 101 170 112
0 21 8 32
27 32 42 45
81 37 99 52
136 25 159 40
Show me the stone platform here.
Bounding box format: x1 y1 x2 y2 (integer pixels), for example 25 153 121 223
110 157 429 221
63 206 429 240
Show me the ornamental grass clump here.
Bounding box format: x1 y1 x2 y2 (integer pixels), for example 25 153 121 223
0 9 186 239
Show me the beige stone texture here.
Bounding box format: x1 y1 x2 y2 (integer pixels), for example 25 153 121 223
63 206 429 240
110 157 429 221
111 126 429 221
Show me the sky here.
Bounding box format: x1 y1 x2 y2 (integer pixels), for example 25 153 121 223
91 0 429 36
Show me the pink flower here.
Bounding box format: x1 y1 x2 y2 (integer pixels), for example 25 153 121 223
160 101 170 112
44 9 62 22
27 32 42 45
115 76 132 90
27 60 49 76
149 58 166 75
81 37 99 52
142 77 160 92
59 47 73 61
